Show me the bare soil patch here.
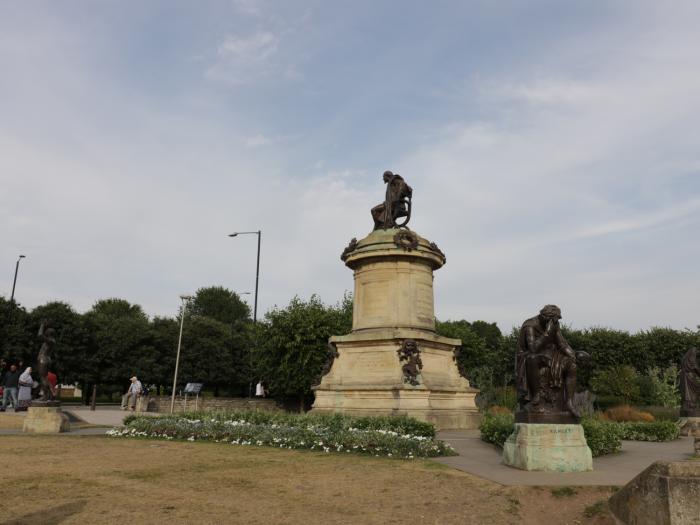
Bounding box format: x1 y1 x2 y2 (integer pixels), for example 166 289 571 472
0 436 615 525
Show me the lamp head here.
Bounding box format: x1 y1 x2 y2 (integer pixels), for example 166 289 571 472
180 295 193 301
19 255 25 259
228 233 239 237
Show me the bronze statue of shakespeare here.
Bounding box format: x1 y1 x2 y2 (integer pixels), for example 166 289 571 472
680 347 700 417
371 171 412 230
36 319 57 402
515 305 589 423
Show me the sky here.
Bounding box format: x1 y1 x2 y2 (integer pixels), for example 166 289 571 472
1 1 699 332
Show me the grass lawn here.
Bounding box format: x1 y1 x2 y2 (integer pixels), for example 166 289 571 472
0 435 615 524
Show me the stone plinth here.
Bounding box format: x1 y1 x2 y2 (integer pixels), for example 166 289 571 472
609 461 700 525
502 423 593 472
679 417 700 437
23 406 70 433
312 229 480 430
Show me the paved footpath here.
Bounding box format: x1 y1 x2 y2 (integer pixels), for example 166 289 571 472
436 429 696 486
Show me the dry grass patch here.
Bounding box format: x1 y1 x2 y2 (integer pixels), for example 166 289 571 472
0 435 614 525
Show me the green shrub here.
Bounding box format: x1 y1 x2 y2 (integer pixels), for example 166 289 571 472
637 366 680 408
581 418 623 456
479 413 514 448
109 411 450 459
493 386 518 410
591 365 640 404
639 405 679 421
617 421 679 441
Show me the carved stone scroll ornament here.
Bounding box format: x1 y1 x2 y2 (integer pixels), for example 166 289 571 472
393 230 419 252
340 238 358 262
397 339 423 386
313 342 340 387
429 242 446 264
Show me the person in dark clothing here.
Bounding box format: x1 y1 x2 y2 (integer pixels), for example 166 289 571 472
1 364 21 411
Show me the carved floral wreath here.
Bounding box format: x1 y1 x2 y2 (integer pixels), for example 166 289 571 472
393 230 419 251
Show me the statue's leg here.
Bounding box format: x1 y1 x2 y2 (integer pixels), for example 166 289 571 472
525 354 543 407
371 204 385 230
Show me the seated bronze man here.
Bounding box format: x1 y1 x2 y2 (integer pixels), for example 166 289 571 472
371 171 412 230
515 305 588 422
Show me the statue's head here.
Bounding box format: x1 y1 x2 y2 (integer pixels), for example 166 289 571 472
45 327 56 338
539 304 562 323
403 339 418 354
383 170 394 183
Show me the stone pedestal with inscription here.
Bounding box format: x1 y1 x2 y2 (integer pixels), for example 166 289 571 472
503 423 592 472
311 228 480 430
23 404 70 434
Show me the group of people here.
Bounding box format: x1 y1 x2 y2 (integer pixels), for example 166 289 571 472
0 359 57 412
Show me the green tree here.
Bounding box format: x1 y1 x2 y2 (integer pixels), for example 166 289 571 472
189 286 251 325
255 295 352 410
83 298 152 398
0 296 31 363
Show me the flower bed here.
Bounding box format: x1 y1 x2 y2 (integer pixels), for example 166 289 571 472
616 420 679 441
110 411 454 459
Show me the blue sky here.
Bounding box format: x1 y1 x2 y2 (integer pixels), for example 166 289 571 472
1 1 699 331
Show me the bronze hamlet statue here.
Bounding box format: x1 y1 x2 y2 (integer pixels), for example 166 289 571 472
515 305 589 423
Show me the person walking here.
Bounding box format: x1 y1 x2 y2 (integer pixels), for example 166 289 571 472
16 367 34 412
255 380 266 398
1 364 20 411
121 376 143 411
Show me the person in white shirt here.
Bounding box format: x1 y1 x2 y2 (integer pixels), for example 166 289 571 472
121 376 143 411
255 380 266 398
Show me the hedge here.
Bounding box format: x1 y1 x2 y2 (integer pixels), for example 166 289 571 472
111 411 452 459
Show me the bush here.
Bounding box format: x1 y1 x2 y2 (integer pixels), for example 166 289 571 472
109 411 451 459
591 365 640 404
602 405 655 422
581 418 623 456
640 405 679 421
637 366 680 408
617 421 679 442
487 405 513 415
479 413 514 448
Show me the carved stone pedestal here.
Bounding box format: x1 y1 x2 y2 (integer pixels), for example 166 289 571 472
679 416 700 437
23 405 70 433
609 461 700 525
312 228 480 430
502 423 592 472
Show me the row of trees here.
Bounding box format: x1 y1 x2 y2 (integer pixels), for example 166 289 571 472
2 287 698 408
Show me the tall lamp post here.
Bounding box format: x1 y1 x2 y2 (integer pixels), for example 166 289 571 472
170 294 193 414
228 230 261 397
9 255 26 313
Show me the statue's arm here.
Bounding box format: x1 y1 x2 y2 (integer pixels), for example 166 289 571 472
525 326 548 353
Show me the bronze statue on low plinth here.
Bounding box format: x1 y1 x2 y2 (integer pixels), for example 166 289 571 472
680 346 700 417
35 320 59 406
515 305 589 424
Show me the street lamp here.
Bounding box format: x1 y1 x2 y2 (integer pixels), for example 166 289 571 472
9 255 26 312
170 294 193 414
228 230 261 397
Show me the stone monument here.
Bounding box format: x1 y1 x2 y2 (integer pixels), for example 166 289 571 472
679 346 700 437
609 461 700 525
23 320 70 433
311 171 480 429
502 305 592 471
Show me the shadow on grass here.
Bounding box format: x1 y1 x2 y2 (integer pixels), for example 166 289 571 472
1 500 87 525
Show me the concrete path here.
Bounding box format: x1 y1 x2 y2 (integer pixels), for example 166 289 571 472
435 429 697 486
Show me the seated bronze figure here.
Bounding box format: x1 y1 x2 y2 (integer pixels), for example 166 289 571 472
515 305 589 423
371 171 412 230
